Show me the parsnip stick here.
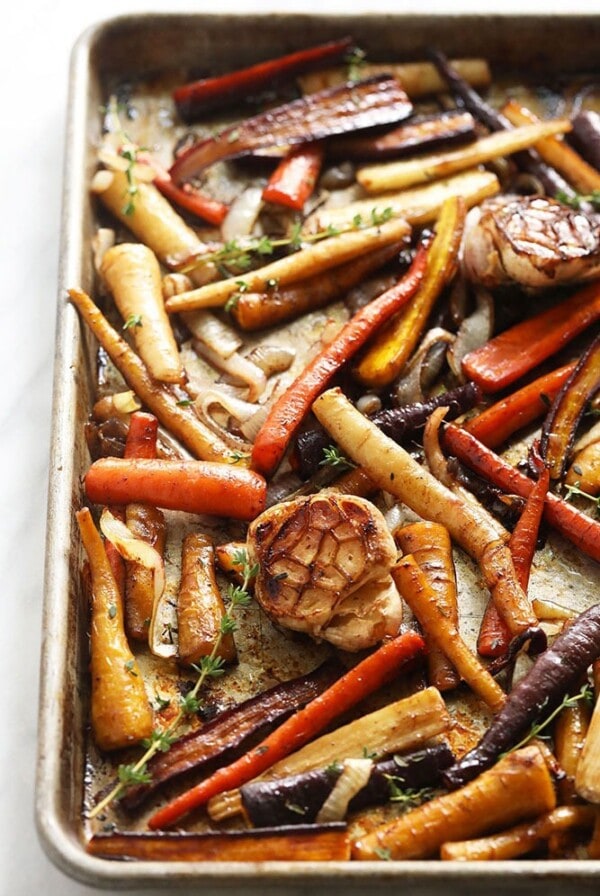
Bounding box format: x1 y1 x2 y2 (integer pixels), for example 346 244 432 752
440 805 595 861
357 120 572 194
298 58 491 98
312 387 538 637
207 686 449 822
305 169 499 234
575 689 600 803
352 745 556 860
393 555 505 712
101 243 185 384
68 287 231 462
91 169 204 268
164 217 411 313
76 508 153 751
395 522 459 693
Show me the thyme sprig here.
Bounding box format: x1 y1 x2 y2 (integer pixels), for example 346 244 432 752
556 188 600 212
176 206 395 278
564 481 600 517
320 445 356 471
385 779 437 810
506 682 594 756
88 549 256 820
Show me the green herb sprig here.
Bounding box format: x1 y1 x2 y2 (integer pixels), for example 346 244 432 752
88 549 257 819
556 189 600 212
505 682 594 756
320 445 356 471
564 481 600 517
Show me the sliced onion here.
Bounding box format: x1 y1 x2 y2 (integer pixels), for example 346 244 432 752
193 340 267 402
244 344 296 377
315 758 373 823
393 328 455 405
447 285 494 380
239 403 270 443
100 509 166 600
92 390 142 421
222 186 264 242
184 310 243 359
162 272 194 300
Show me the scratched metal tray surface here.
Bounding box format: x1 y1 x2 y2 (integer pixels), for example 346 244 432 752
36 11 600 893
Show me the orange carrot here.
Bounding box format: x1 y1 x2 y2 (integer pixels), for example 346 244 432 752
250 242 428 477
442 424 600 563
262 143 324 210
462 280 600 392
477 465 549 658
465 362 577 448
85 458 266 520
148 630 426 829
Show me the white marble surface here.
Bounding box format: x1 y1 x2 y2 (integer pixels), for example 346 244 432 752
1 1 598 893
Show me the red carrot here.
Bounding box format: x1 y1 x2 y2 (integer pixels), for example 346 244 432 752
442 424 600 563
154 176 229 226
462 281 600 392
124 411 159 460
85 458 266 521
173 37 354 121
251 242 428 477
477 465 550 657
148 630 426 829
262 144 325 210
465 362 577 448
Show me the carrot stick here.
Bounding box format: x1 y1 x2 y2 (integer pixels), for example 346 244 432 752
262 143 324 210
84 457 266 520
250 242 428 477
442 423 600 562
173 37 353 120
461 280 600 392
477 465 549 658
464 362 577 448
147 630 425 828
394 522 460 692
352 744 556 860
76 508 153 751
354 195 465 388
392 556 505 712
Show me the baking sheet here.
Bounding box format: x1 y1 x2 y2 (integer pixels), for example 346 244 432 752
36 11 600 891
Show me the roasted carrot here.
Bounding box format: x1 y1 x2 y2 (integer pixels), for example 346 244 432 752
354 195 465 388
464 362 577 448
352 745 556 860
250 242 428 477
392 555 505 712
124 411 159 459
177 533 237 667
262 143 324 211
555 687 593 803
440 805 595 861
76 508 153 751
88 825 351 862
502 99 600 194
394 522 460 692
462 280 600 392
154 175 229 226
147 630 425 828
442 423 600 563
84 457 266 521
231 242 401 332
173 37 353 120
540 333 600 479
477 465 549 658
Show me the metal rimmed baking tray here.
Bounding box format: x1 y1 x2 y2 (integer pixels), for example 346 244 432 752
36 11 600 892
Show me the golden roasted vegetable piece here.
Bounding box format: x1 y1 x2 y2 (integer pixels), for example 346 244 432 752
101 243 185 384
177 532 237 667
352 745 556 860
76 508 153 751
247 493 401 651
